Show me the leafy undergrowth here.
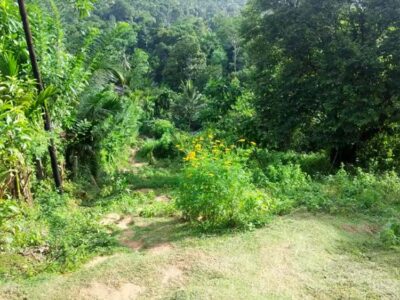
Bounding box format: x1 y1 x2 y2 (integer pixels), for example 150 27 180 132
1 155 399 299
0 164 179 280
0 213 399 299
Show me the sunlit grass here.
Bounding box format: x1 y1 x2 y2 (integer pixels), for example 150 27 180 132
1 213 398 299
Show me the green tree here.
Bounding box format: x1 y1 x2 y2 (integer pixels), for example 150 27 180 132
172 80 205 130
163 35 207 90
106 0 134 21
129 49 151 90
68 0 96 17
201 77 242 123
243 0 400 165
214 16 242 73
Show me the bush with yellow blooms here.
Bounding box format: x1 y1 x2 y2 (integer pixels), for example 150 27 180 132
176 134 275 228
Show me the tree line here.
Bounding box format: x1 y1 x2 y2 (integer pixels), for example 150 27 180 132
1 0 400 199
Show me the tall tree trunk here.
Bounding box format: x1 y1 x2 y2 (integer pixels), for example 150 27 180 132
17 0 63 192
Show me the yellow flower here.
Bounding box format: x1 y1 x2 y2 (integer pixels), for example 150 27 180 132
195 144 202 151
184 151 196 161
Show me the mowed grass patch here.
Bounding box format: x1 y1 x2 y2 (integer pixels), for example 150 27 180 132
0 213 399 300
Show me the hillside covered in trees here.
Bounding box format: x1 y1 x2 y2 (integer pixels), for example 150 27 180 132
0 0 399 298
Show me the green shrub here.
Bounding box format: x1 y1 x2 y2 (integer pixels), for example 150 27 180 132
138 130 189 161
301 169 400 215
250 150 312 215
1 190 117 277
176 136 274 228
358 127 400 173
251 152 400 217
94 192 140 214
139 136 175 160
139 200 176 218
138 119 178 160
251 162 311 215
209 89 259 144
0 199 45 252
141 119 175 139
253 150 332 176
68 88 141 177
35 190 116 272
46 206 115 271
380 221 400 247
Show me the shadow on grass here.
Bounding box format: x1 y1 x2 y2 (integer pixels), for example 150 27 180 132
122 217 244 252
133 219 193 250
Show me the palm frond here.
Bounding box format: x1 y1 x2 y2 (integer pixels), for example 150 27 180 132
0 53 19 77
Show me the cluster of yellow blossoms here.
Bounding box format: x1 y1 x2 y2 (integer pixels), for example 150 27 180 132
184 151 196 162
177 135 257 164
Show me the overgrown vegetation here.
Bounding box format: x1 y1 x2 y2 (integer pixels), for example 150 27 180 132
0 1 399 297
177 136 272 228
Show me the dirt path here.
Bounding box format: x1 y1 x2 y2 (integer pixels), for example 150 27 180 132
1 213 399 300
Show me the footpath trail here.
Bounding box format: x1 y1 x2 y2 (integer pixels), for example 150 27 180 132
1 212 399 299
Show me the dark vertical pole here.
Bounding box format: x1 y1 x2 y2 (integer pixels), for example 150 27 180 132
17 0 63 192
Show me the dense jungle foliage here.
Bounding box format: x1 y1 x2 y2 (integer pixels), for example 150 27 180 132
0 0 399 284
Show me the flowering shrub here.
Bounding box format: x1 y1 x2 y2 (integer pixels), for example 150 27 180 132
176 135 274 228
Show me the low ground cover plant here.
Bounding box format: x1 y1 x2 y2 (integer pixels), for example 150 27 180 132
299 169 400 216
0 188 116 278
380 220 400 247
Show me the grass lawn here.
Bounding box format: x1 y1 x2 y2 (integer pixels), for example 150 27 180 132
1 211 399 299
